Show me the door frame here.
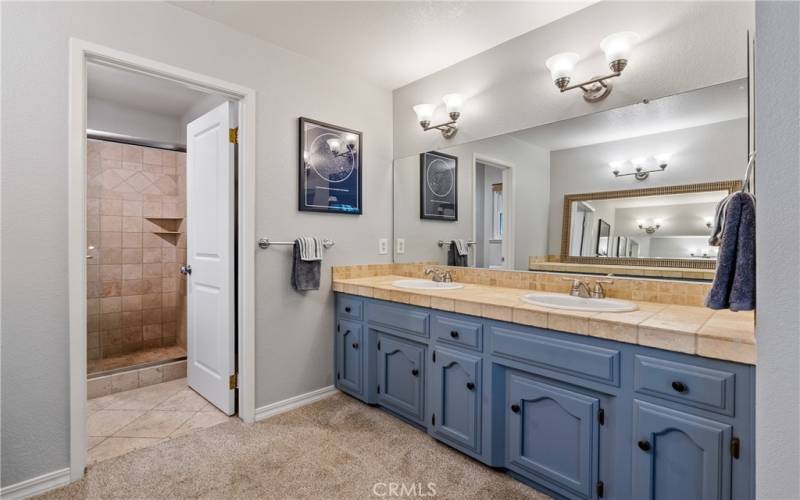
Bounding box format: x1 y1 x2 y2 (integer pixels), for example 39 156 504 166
67 38 257 482
471 154 515 269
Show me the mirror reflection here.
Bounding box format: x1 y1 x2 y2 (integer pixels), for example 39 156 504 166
393 79 748 279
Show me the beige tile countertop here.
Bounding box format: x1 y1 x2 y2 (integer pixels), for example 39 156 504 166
333 275 756 365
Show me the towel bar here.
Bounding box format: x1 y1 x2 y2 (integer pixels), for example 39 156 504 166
437 240 476 247
258 238 335 250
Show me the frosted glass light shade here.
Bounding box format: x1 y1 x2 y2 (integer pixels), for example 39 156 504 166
326 138 342 154
609 160 623 170
545 52 580 81
631 156 647 166
413 103 435 124
343 133 358 148
441 93 464 114
600 32 640 64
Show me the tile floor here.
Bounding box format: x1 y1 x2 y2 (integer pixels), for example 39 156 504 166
88 345 186 374
87 378 231 464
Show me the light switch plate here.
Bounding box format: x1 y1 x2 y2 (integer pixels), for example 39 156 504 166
378 238 389 255
396 238 405 254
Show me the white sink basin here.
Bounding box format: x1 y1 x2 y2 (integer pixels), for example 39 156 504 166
520 293 637 313
392 279 464 291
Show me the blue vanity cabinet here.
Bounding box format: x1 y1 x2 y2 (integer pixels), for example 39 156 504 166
506 370 600 500
632 400 732 500
376 332 426 425
335 320 364 398
429 346 482 456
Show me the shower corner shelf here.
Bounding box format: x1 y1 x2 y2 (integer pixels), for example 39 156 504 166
145 217 184 220
152 231 181 235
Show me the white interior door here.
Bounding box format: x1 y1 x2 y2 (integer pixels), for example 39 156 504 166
185 101 236 415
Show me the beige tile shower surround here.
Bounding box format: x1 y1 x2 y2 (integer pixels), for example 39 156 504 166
332 264 756 364
86 139 188 364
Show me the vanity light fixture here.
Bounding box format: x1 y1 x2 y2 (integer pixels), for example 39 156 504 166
610 153 669 181
413 93 463 138
637 218 662 234
545 31 640 102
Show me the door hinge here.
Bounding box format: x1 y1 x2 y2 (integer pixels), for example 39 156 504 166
431 413 436 426
336 371 340 380
229 127 239 144
337 323 340 332
432 351 436 363
229 373 238 390
596 480 604 498
597 408 605 425
730 437 741 459
377 384 381 394
377 341 381 351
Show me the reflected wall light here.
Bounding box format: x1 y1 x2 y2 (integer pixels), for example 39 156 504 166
637 218 662 234
610 153 669 181
545 31 640 102
413 93 463 138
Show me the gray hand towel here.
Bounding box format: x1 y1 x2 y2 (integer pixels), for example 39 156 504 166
705 192 755 311
447 240 468 267
292 241 320 291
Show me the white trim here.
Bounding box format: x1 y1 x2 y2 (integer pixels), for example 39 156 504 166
67 38 257 484
472 154 516 270
0 468 71 500
254 386 339 421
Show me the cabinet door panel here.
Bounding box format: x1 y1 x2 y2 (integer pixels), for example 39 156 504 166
431 348 481 452
632 400 732 500
507 372 599 499
377 333 425 423
336 321 363 396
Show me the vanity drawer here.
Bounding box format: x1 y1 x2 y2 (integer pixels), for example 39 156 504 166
491 324 620 386
337 296 363 321
366 302 429 338
633 355 735 416
432 314 483 352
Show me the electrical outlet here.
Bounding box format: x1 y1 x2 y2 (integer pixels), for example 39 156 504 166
378 238 389 255
396 238 405 254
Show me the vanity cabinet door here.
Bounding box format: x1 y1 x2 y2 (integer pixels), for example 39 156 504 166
335 320 363 398
506 371 599 499
632 400 732 500
430 348 481 453
376 333 425 424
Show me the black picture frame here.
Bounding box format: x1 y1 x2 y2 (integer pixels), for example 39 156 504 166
298 117 362 215
419 151 458 221
596 219 611 256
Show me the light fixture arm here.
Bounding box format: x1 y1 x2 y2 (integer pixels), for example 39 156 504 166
559 71 620 93
419 111 460 139
613 162 668 181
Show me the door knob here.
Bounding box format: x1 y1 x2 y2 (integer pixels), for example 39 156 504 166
352 342 359 349
450 330 459 338
466 382 475 391
411 368 419 376
180 264 192 275
638 440 651 451
511 403 521 413
345 306 351 313
671 381 687 393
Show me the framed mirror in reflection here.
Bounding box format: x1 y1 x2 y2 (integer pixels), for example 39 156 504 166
392 78 749 279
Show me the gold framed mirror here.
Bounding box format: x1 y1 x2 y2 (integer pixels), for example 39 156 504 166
560 180 740 269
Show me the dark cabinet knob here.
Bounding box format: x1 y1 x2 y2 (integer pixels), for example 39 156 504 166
511 403 521 413
638 440 651 451
450 330 459 338
352 342 359 349
344 306 351 313
671 381 687 393
411 368 419 376
466 382 475 391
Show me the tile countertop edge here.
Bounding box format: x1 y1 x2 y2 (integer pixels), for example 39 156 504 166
333 275 756 366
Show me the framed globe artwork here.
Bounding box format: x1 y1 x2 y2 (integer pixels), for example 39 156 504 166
299 117 362 214
419 151 458 221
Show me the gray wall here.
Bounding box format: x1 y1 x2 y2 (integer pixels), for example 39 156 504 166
754 2 800 498
0 1 392 487
548 119 747 255
392 1 753 159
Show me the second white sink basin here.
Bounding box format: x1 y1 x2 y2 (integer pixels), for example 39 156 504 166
520 293 637 313
392 279 464 291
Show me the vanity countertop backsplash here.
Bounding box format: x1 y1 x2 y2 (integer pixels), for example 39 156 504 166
332 263 755 365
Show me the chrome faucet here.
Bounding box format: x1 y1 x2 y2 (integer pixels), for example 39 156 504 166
425 266 453 283
562 277 614 299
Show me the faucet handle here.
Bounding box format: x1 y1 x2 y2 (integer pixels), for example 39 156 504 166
591 279 613 298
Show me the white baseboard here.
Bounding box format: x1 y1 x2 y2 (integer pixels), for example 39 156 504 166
254 385 338 421
0 468 71 500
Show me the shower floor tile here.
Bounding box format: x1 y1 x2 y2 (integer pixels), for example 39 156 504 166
88 345 186 375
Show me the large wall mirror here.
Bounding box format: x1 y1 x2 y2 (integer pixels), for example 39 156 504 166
393 78 749 279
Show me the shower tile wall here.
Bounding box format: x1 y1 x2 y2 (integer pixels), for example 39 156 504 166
87 139 187 364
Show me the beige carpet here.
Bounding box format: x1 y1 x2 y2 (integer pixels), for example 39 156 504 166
40 393 549 499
